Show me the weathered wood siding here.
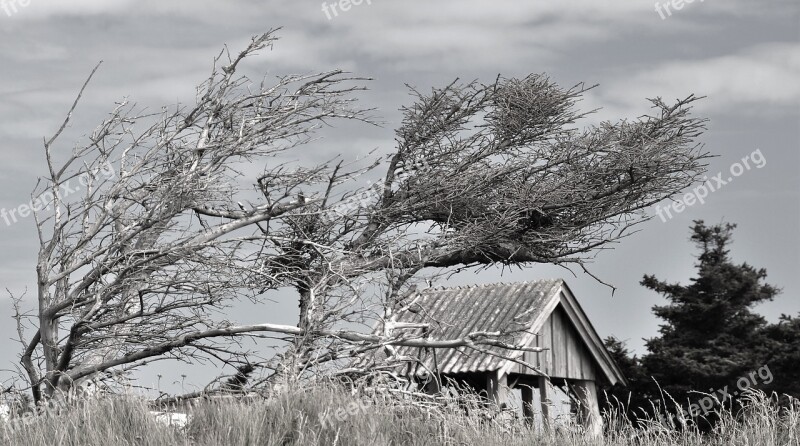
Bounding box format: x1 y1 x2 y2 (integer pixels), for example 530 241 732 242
515 304 596 380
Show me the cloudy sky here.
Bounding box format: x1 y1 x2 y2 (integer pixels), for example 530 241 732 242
0 0 798 391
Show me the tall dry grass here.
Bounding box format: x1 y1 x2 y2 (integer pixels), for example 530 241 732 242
1 386 797 445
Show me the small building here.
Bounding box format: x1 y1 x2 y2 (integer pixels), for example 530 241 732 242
386 279 627 434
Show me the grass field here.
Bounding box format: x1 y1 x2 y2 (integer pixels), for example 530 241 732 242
1 386 797 445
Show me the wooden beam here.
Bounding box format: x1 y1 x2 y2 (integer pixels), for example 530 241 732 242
520 385 534 423
538 375 551 432
571 379 602 437
485 370 508 408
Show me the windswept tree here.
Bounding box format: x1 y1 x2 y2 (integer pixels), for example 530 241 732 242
15 30 709 404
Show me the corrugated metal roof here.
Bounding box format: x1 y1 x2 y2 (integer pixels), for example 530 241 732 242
388 279 563 375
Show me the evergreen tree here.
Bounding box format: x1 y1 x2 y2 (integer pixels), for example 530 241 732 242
762 314 800 404
640 221 778 414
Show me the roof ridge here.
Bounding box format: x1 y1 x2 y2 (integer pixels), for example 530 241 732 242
431 278 563 290
420 279 566 297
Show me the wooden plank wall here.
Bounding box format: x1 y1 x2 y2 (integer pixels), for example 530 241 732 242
516 304 596 380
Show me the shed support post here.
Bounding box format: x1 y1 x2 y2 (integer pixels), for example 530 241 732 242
538 376 551 432
521 385 534 423
486 370 508 408
572 379 602 438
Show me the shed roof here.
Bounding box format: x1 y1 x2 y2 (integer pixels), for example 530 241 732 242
386 279 626 386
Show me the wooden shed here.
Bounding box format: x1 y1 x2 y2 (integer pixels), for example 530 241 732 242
387 279 627 434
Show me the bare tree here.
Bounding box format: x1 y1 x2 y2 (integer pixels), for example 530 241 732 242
15 30 708 404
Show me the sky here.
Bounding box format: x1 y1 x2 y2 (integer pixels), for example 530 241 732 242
0 0 798 393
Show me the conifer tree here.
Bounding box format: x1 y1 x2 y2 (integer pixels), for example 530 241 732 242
640 221 778 410
762 314 800 403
